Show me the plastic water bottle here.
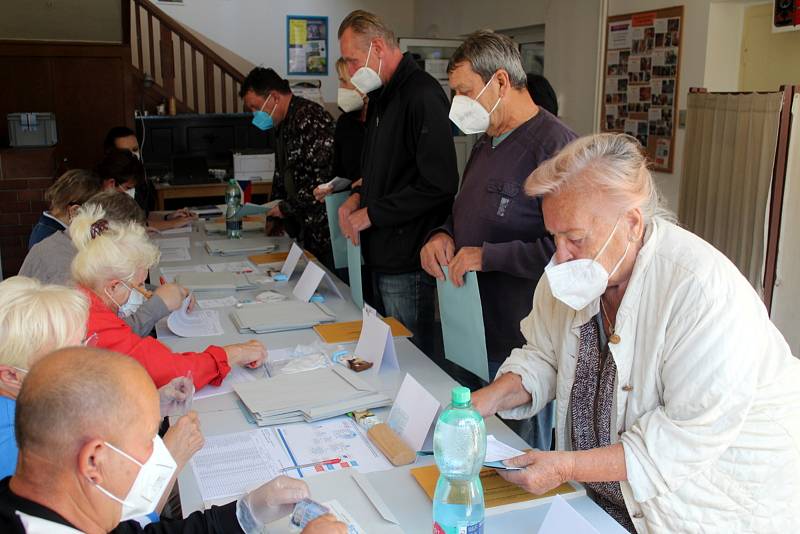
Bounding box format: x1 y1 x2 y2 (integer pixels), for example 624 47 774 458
225 178 242 239
432 386 486 534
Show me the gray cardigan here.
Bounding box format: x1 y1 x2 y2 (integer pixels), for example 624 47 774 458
19 230 169 336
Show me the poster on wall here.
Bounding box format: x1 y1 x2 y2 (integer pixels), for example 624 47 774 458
601 5 683 173
287 15 328 75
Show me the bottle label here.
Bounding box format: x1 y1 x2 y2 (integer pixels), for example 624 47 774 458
433 521 484 534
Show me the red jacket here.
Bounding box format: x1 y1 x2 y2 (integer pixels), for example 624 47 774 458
82 287 231 389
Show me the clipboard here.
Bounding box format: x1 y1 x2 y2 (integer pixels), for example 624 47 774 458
313 317 412 344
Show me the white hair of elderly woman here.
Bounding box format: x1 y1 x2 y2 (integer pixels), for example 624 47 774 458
0 276 89 369
70 204 160 290
525 133 675 223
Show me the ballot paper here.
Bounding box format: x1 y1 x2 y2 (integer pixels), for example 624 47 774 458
354 305 399 372
158 247 191 262
157 223 192 235
233 200 281 219
196 295 239 309
166 297 224 337
483 435 525 470
437 267 489 381
538 495 600 534
159 264 211 283
281 242 304 277
386 374 440 451
193 364 267 400
155 237 191 249
207 261 256 273
191 417 391 505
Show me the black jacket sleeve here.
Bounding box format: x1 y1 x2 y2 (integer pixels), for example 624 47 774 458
367 79 458 228
111 502 243 534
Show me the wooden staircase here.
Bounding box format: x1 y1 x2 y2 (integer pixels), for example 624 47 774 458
126 0 246 114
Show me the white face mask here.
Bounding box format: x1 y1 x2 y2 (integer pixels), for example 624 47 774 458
545 219 631 311
350 42 383 95
338 87 364 112
104 280 135 316
125 188 136 199
448 73 502 135
90 436 177 522
118 284 144 318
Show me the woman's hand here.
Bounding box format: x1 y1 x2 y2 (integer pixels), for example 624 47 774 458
497 450 575 495
224 340 267 368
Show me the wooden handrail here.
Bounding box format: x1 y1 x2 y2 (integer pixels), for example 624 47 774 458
133 0 244 83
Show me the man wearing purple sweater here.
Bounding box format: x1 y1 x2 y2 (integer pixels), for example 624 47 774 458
421 31 577 450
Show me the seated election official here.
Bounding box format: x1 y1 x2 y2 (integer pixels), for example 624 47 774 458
0 347 347 534
0 278 202 490
0 277 89 479
20 191 190 338
69 206 266 389
471 134 800 532
103 127 195 232
28 169 103 250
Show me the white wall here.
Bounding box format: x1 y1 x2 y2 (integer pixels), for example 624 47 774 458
156 0 416 103
704 1 748 91
412 0 603 136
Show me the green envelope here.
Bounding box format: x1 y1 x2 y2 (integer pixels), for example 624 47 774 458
436 266 489 381
325 192 351 269
347 240 364 309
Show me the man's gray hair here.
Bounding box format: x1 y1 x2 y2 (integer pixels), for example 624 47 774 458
447 30 527 90
338 10 398 48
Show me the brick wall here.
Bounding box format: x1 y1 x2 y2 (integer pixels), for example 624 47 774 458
0 147 57 278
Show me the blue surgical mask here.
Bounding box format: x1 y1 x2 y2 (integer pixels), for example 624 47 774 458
252 95 277 131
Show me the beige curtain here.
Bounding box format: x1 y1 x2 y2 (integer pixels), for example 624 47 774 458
679 92 784 293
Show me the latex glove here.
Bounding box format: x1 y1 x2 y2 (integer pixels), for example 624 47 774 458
159 375 194 417
236 476 310 533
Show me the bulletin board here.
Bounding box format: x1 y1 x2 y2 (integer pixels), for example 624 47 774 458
600 6 683 173
286 15 329 75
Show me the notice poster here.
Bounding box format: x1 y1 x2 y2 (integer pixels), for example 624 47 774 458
601 6 683 172
287 16 328 75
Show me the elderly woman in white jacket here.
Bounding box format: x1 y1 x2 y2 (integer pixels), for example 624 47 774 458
472 133 800 533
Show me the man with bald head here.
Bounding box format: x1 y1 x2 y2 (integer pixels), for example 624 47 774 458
0 347 345 533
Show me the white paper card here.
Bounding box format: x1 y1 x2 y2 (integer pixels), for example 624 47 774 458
281 242 304 277
293 261 326 302
537 495 600 534
387 374 440 451
166 296 224 337
354 307 399 372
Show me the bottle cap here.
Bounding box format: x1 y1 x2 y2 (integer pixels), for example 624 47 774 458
452 386 471 406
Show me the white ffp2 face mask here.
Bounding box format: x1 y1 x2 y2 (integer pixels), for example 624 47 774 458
338 87 365 112
545 220 630 311
91 436 177 522
350 42 383 95
118 284 144 318
448 73 501 134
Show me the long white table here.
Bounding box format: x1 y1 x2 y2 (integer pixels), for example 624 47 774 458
152 223 627 533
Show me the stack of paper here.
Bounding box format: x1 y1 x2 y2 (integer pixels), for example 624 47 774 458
205 238 277 256
155 237 192 263
233 367 392 425
174 272 258 292
230 301 336 334
205 221 264 234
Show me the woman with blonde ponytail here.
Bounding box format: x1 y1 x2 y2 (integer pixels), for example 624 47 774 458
70 206 266 389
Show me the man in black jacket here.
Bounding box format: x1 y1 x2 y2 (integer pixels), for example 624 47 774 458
0 347 344 534
337 10 459 355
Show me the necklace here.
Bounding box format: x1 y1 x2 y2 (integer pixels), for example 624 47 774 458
600 299 621 344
